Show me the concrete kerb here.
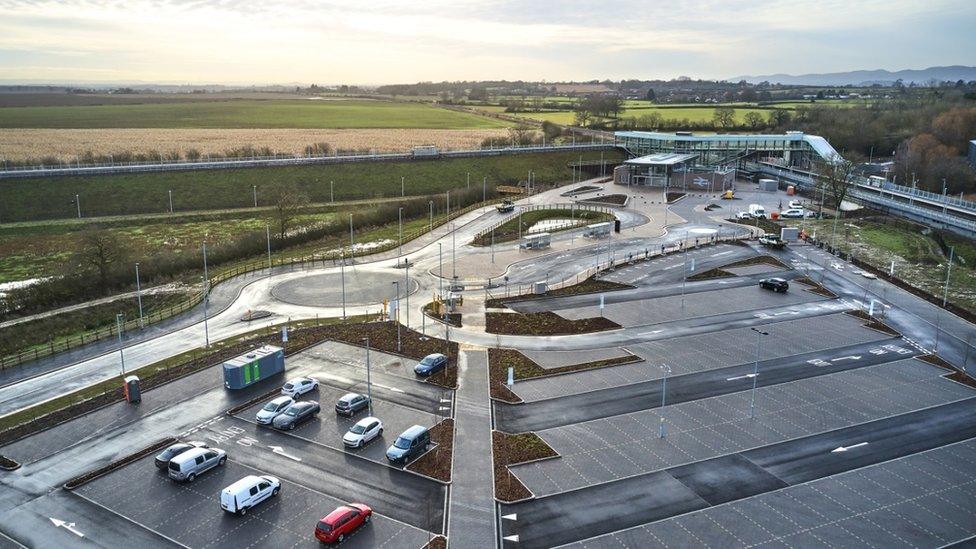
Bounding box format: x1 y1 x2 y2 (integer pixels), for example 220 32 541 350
491 428 562 505
63 436 177 490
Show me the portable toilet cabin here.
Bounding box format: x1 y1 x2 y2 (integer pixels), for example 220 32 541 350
584 222 611 238
520 232 551 250
223 345 285 390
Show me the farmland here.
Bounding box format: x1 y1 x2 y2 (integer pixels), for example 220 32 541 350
0 98 510 129
0 128 511 162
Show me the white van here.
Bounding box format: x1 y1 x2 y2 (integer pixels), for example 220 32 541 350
168 447 226 482
748 204 767 219
220 475 280 515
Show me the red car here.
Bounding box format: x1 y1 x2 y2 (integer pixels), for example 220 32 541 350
315 503 372 543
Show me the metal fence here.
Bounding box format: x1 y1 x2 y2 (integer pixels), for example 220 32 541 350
472 202 613 243
0 142 618 180
0 198 498 370
487 231 751 301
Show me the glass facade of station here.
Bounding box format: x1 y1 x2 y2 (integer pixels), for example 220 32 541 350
614 131 829 169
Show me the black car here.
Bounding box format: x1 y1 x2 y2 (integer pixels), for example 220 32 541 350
272 401 320 430
414 353 448 377
154 441 208 469
759 277 789 293
335 393 370 416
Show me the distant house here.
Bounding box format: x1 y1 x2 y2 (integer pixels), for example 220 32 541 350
969 139 976 169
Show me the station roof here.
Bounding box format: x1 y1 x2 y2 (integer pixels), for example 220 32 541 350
624 152 698 166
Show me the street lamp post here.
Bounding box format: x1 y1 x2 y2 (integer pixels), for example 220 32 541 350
169 190 174 213
749 328 769 418
135 263 144 327
202 243 210 348
405 262 410 329
451 223 457 280
266 225 272 277
398 207 403 256
349 214 355 261
76 194 81 218
116 313 126 376
401 176 405 198
363 336 373 415
659 364 671 438
253 185 257 208
340 250 346 319
429 201 433 232
438 243 444 298
392 281 401 352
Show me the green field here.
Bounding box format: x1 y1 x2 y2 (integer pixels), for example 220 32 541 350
475 104 784 125
0 99 510 129
0 150 625 222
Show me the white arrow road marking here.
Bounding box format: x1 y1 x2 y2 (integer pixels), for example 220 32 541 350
831 356 862 362
639 330 664 336
504 535 520 542
440 398 452 403
502 513 518 521
727 373 758 381
438 406 452 412
49 518 84 537
372 383 404 393
831 442 869 453
269 446 302 461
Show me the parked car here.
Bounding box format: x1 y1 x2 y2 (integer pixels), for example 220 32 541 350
735 211 752 220
315 504 372 544
168 447 226 482
281 376 318 398
759 277 789 292
780 208 805 218
788 200 803 209
273 401 320 430
220 475 280 515
154 441 208 469
343 417 383 449
414 353 448 376
335 393 370 417
255 395 294 425
386 425 430 464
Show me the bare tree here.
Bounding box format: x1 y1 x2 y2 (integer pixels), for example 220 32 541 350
508 125 536 146
268 182 310 239
76 229 125 294
713 106 736 128
573 108 591 127
815 158 857 210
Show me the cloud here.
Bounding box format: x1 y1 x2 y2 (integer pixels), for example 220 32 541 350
0 0 972 83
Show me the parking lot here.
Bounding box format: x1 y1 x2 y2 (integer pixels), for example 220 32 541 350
234 381 441 467
509 312 890 402
494 234 976 548
76 456 432 548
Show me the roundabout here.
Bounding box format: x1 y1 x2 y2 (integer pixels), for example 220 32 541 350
270 270 420 307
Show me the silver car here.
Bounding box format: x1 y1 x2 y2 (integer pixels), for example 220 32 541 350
256 396 294 425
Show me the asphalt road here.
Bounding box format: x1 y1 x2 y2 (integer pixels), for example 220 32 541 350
500 396 976 548
496 338 916 432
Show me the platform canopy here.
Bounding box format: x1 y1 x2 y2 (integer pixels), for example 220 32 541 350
624 153 699 167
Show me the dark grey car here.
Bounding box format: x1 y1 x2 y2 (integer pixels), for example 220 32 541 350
335 393 370 416
272 401 320 430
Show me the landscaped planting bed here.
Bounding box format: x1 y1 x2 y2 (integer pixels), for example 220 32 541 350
487 348 640 403
405 418 454 482
794 276 839 298
486 277 632 308
578 193 628 206
485 311 620 336
493 430 558 502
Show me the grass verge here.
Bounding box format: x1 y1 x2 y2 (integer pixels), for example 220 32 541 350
493 431 558 502
405 418 454 482
487 348 640 403
485 311 619 336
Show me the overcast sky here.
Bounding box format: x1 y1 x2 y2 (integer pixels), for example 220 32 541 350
1 0 974 85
